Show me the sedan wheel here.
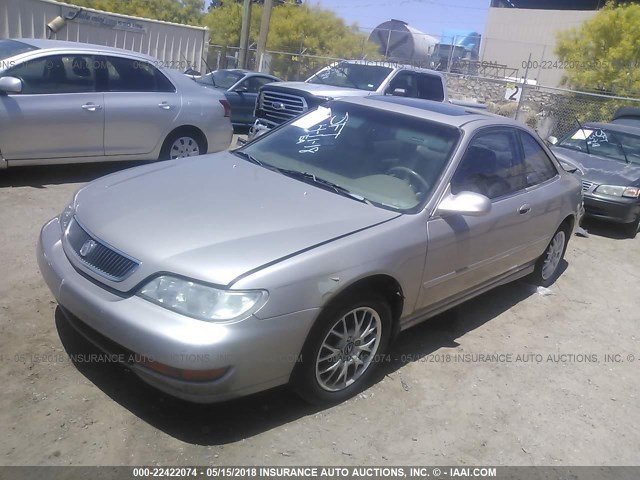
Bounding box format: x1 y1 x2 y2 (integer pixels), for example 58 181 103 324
169 136 200 159
541 230 565 281
293 296 391 404
532 225 569 287
315 307 382 392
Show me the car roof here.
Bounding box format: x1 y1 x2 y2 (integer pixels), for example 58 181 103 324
9 38 159 62
337 95 510 129
332 59 443 76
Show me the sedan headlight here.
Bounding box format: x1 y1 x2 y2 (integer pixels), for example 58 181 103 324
59 203 75 232
595 185 640 198
138 275 267 323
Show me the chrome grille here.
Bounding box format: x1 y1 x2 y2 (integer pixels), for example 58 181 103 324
582 180 594 192
259 90 307 125
66 218 139 282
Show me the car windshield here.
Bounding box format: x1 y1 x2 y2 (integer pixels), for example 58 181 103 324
197 70 244 89
239 102 460 212
0 39 38 64
307 62 393 91
559 126 640 165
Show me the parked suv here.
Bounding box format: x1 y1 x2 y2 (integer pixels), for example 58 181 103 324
0 39 233 168
248 60 451 139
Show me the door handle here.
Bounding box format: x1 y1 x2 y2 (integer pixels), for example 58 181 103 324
158 102 172 110
81 103 101 112
518 204 531 215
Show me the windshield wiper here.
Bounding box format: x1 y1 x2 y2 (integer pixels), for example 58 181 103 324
276 168 371 204
233 150 264 166
332 64 360 89
608 131 630 164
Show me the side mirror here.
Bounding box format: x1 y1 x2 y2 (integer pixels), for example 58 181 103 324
0 76 22 94
234 85 249 93
391 87 407 97
546 135 558 146
435 190 491 217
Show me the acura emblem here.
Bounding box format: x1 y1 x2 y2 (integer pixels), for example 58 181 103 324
79 239 97 257
272 102 286 111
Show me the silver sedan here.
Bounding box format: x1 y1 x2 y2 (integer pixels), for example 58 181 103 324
0 39 233 168
38 96 582 404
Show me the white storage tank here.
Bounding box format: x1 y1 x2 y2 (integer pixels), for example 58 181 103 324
368 19 438 65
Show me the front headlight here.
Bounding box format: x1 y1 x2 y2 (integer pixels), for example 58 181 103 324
595 185 640 198
138 275 267 323
58 203 75 232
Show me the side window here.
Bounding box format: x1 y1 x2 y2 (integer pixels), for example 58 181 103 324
416 74 445 101
451 130 527 199
387 71 417 97
100 56 175 93
6 55 96 94
244 76 273 93
519 131 558 186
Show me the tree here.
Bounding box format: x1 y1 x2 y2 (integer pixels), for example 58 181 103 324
67 0 206 25
555 2 640 97
203 3 380 79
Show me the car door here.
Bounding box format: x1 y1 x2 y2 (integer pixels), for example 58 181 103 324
418 128 534 310
99 55 180 156
226 75 274 125
515 130 563 260
0 54 104 160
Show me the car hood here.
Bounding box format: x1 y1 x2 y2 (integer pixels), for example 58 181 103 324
272 82 375 97
551 147 640 186
73 153 400 288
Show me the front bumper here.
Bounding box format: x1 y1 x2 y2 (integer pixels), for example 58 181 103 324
37 218 318 403
583 194 640 224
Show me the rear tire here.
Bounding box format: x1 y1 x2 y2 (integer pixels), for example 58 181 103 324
292 294 392 405
159 129 205 160
531 224 570 287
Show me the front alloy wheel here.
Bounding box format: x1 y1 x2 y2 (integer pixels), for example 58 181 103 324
293 295 391 404
315 307 382 392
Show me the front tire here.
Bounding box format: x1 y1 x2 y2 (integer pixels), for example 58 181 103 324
531 225 570 287
292 295 392 405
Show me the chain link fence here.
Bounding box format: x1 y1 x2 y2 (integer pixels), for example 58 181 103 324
206 45 361 81
443 72 640 140
514 85 640 140
204 44 640 141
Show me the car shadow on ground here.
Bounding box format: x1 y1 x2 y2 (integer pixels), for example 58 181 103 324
54 277 539 446
0 161 148 189
580 218 633 240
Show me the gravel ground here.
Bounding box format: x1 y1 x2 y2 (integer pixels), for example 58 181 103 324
1 154 639 467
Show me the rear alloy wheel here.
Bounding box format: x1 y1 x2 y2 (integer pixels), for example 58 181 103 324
532 226 569 287
293 296 391 404
160 131 204 160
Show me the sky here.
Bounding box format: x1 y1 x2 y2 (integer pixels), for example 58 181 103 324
309 0 491 37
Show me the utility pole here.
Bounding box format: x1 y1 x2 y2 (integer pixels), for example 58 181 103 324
256 0 274 72
238 0 252 69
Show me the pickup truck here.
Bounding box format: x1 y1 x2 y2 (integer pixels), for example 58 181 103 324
248 59 467 140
